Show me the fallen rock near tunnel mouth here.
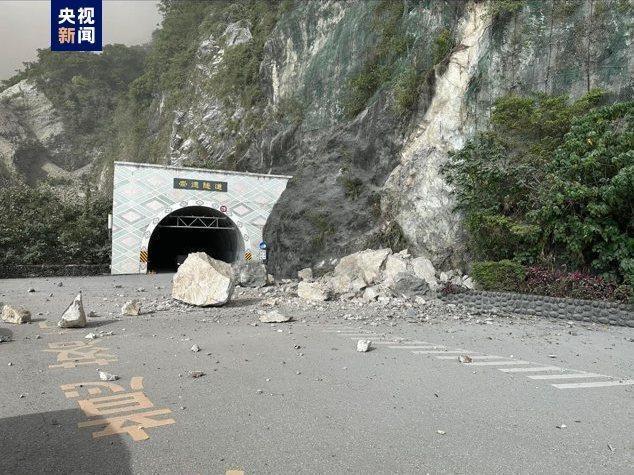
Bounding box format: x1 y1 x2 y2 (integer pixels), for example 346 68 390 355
57 292 87 328
2 305 31 324
172 252 235 306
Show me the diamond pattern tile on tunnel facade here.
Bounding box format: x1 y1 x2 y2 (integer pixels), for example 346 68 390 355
111 163 291 274
232 204 253 217
121 210 142 223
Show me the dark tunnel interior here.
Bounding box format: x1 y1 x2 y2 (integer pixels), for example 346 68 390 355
147 206 243 272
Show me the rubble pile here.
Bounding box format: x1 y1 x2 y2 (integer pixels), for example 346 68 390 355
293 248 474 304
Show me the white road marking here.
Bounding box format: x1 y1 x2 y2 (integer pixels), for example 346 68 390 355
361 340 429 345
435 355 502 360
412 350 467 354
468 360 531 366
335 333 379 337
390 345 446 350
322 329 366 333
499 366 562 373
527 372 607 380
552 380 634 389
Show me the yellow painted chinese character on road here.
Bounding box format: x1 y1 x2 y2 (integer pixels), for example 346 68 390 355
178 180 188 188
61 377 175 441
202 181 212 190
191 180 199 189
44 340 117 369
215 183 223 191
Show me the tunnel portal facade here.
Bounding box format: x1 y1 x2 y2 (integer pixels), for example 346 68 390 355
110 162 291 274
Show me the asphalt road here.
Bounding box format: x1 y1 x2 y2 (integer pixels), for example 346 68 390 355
1 274 633 474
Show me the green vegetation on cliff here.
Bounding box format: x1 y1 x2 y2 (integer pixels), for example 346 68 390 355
445 91 633 285
3 45 147 170
0 185 110 266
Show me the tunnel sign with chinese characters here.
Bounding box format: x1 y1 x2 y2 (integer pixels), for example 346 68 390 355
111 162 291 275
51 0 102 52
174 178 228 192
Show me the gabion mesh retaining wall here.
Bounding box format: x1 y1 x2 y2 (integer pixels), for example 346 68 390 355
441 291 634 327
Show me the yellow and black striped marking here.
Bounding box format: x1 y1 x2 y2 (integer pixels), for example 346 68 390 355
140 249 148 263
244 251 253 261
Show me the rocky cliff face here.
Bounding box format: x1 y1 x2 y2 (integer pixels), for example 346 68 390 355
1 0 631 275
0 80 70 184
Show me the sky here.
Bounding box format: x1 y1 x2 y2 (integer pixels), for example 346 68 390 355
0 0 162 80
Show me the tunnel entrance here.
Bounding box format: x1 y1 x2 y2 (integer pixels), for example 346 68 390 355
147 206 243 273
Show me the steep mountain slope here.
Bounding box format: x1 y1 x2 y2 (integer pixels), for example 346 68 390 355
0 0 631 275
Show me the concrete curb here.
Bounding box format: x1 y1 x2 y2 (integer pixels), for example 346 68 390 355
441 290 634 327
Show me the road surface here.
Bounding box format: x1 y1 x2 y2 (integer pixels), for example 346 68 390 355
1 274 632 474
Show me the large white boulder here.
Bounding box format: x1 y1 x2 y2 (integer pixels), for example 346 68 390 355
172 252 235 306
329 248 392 294
297 281 330 301
411 257 438 289
58 292 86 328
336 248 392 284
2 305 31 324
382 254 408 284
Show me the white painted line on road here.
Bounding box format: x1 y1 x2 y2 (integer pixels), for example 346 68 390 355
322 330 369 334
499 366 562 373
390 345 446 350
528 372 607 380
435 355 503 360
412 350 467 354
552 379 634 389
468 360 531 366
357 339 429 345
336 333 379 337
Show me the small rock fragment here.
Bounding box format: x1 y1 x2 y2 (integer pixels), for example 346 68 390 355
88 311 99 318
556 424 567 429
98 371 119 381
190 371 205 378
84 332 99 340
458 355 473 363
28 288 35 293
437 430 446 435
190 344 200 352
259 310 292 323
356 339 372 352
57 293 87 328
121 300 141 316
297 267 313 281
2 305 31 324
